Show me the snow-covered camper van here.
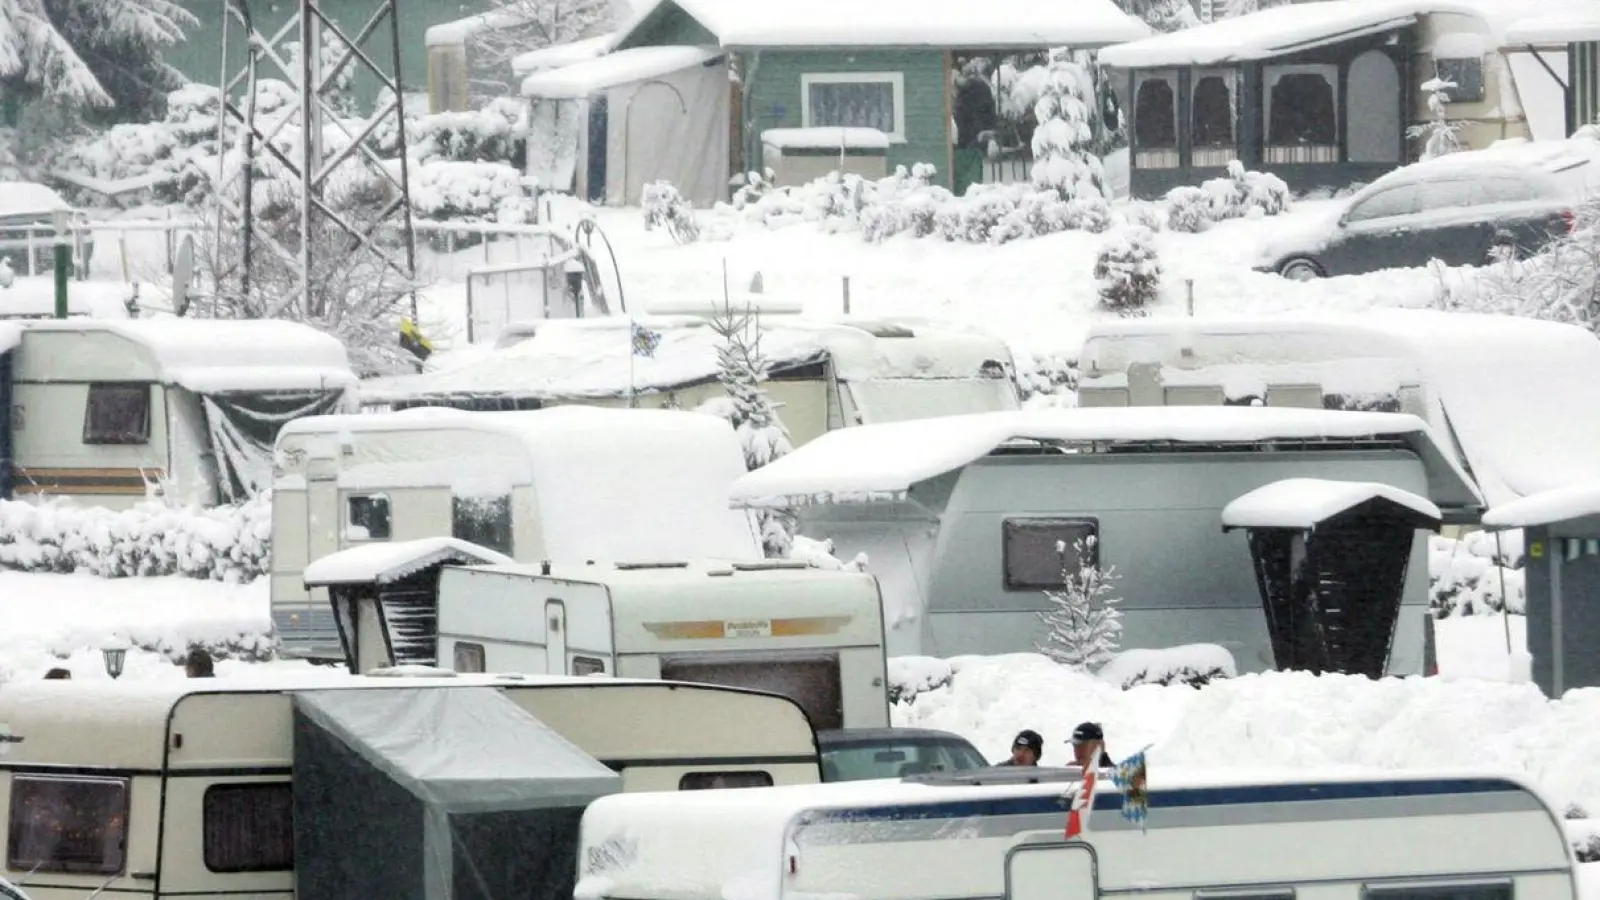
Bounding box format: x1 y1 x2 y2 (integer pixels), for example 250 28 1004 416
358 315 1021 448
270 406 762 659
0 673 823 900
432 559 891 730
1074 310 1600 511
577 769 1578 900
0 319 354 509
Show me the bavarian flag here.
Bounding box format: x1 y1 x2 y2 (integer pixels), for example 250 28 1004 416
1111 746 1151 832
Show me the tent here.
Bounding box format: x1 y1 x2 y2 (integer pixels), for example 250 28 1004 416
292 687 622 900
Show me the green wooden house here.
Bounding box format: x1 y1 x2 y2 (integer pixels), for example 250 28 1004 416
517 0 1148 206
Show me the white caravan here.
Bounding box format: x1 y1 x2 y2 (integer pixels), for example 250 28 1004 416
0 318 354 509
578 768 1578 900
0 672 823 900
435 559 891 730
270 405 761 659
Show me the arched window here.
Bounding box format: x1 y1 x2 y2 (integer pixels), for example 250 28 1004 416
1265 64 1338 164
1191 70 1235 167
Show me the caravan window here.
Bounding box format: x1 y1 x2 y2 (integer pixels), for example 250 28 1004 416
83 383 150 445
572 655 606 676
1002 518 1100 591
346 494 392 540
453 641 487 673
1365 883 1512 900
6 775 129 875
203 783 294 872
452 494 513 555
679 771 774 790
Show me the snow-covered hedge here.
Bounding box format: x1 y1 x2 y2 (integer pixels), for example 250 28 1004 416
0 494 270 582
56 84 223 207
410 160 533 224
409 98 525 166
1429 531 1525 617
1096 643 1237 690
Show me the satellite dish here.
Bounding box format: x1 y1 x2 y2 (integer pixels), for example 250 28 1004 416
171 235 195 317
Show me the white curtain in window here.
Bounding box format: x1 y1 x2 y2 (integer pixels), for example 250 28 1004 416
809 81 895 133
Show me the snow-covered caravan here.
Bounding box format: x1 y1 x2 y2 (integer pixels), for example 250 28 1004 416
360 316 1020 449
0 319 354 510
1074 311 1600 512
270 406 761 660
434 559 890 730
729 407 1482 667
0 673 822 900
576 769 1577 900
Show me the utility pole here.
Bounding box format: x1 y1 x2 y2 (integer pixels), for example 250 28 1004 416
215 0 418 317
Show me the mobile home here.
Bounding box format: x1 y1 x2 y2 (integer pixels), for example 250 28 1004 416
577 768 1577 900
357 315 1021 448
1073 310 1600 511
432 559 891 730
728 406 1482 669
0 672 823 900
0 318 354 509
270 405 761 659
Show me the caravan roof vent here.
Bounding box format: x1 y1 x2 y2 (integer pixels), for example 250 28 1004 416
729 560 812 572
614 561 691 570
903 765 1085 788
850 321 915 338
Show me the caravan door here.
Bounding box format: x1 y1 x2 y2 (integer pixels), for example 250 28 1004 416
1006 842 1098 900
546 599 567 674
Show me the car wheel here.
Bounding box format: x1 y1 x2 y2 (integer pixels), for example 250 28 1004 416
1278 258 1324 281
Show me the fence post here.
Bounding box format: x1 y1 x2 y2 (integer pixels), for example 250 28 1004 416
842 276 851 314
1185 279 1195 316
465 274 476 345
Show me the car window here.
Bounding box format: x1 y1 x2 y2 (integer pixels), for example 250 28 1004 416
1412 179 1480 212
1346 184 1420 223
1470 177 1543 205
821 739 989 781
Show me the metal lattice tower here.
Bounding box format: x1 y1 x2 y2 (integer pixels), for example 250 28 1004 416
215 0 418 317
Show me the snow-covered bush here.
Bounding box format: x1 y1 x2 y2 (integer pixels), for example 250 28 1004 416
1407 76 1464 161
1160 162 1291 233
0 494 271 583
641 180 702 243
1429 532 1526 617
887 655 954 705
1163 185 1211 233
410 98 526 165
410 160 531 223
1014 350 1079 407
1094 225 1162 316
56 84 226 207
1037 535 1123 670
1097 643 1237 690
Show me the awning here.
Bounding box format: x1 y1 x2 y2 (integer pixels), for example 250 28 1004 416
303 537 514 588
1504 9 1600 46
1098 0 1421 68
1221 478 1443 531
520 45 723 100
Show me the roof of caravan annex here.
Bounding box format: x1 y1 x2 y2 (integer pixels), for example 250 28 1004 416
1096 0 1592 68
359 316 1013 403
303 537 516 586
275 406 763 561
727 406 1482 510
10 318 356 393
1077 310 1600 510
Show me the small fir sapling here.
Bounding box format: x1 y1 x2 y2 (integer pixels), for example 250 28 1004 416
1407 76 1464 161
1094 225 1162 316
1037 536 1124 670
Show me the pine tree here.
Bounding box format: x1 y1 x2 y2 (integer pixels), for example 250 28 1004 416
0 0 196 114
705 300 796 557
1030 50 1110 203
1037 536 1124 670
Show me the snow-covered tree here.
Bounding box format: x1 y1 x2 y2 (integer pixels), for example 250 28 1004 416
700 300 796 557
1037 536 1123 670
1030 50 1110 203
1095 225 1161 316
0 0 196 115
1111 0 1201 33
1407 76 1464 161
467 0 615 92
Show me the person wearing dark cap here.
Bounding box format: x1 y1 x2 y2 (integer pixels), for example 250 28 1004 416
998 729 1044 766
1069 722 1116 770
42 668 71 680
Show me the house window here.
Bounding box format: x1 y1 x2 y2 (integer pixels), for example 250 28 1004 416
7 775 129 875
453 641 486 673
452 494 513 556
203 783 294 873
1364 883 1511 900
346 494 391 541
1191 70 1236 168
1002 518 1100 591
83 383 151 445
1133 73 1178 169
679 771 774 790
572 655 606 676
1265 64 1338 164
1433 57 1485 103
800 72 906 143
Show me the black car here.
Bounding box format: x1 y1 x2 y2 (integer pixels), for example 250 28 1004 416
1254 147 1591 280
817 727 989 781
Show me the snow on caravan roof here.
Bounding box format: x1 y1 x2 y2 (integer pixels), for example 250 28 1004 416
727 405 1480 510
360 316 1011 404
16 318 356 393
1078 310 1600 509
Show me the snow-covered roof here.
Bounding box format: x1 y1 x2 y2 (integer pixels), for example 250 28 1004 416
1077 310 1600 511
1503 7 1600 45
277 406 762 561
302 537 515 587
18 318 357 393
361 316 1012 404
512 33 617 76
761 128 890 150
1482 480 1600 528
521 45 722 99
0 182 71 220
727 406 1480 509
614 0 1149 50
425 9 534 47
1220 478 1442 530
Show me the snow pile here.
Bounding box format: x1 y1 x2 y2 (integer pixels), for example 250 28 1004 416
1430 532 1526 617
0 494 270 583
410 160 533 223
410 98 526 165
788 534 868 573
